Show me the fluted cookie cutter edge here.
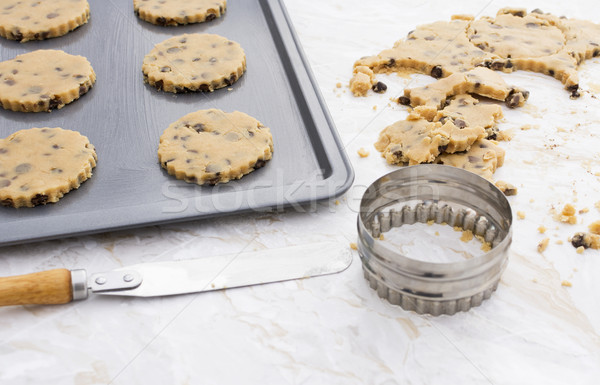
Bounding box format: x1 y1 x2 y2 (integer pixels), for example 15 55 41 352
357 164 512 316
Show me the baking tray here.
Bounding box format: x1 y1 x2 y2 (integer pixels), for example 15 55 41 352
0 0 354 246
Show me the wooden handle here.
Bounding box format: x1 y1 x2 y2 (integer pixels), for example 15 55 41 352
0 269 73 306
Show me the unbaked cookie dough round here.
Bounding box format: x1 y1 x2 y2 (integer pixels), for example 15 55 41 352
134 0 226 26
158 109 273 185
0 0 90 43
142 33 246 93
0 127 97 208
0 49 96 112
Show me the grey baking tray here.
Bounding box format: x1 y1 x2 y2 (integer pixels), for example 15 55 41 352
0 0 354 246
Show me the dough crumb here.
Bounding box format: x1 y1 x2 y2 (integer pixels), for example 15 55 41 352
334 199 340 205
596 201 600 211
379 234 385 240
495 130 514 141
496 180 517 196
427 220 435 226
556 240 564 245
460 230 474 242
537 238 550 253
349 66 375 97
579 208 589 214
350 242 358 250
357 147 370 158
336 82 342 88
571 232 600 250
517 211 526 220
555 203 578 224
576 246 585 254
538 225 547 234
590 221 600 235
561 280 572 287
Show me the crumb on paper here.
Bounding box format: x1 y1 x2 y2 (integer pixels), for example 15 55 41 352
538 225 547 234
349 66 375 97
379 234 385 241
373 105 377 110
556 240 564 245
579 208 590 214
517 211 526 220
495 180 517 196
589 221 600 235
435 231 440 236
530 198 535 203
227 88 233 91
532 278 538 283
460 230 474 242
561 280 572 287
576 246 585 254
537 238 550 253
427 220 435 226
335 199 340 205
596 201 600 211
357 147 370 158
480 240 492 252
336 82 342 88
350 242 358 250
555 203 578 224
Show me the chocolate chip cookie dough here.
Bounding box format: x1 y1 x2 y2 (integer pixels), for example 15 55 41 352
436 139 505 181
142 33 245 93
0 50 96 112
0 0 90 43
158 109 273 185
0 127 97 208
354 8 600 96
134 0 226 26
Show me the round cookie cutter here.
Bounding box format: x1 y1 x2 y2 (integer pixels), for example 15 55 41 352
357 164 512 316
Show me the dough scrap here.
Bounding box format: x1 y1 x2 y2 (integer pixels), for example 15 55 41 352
134 0 226 26
434 94 503 140
158 109 273 185
0 0 90 43
0 127 97 208
435 139 505 181
0 50 96 112
142 33 245 93
374 118 449 165
399 67 528 120
355 9 600 96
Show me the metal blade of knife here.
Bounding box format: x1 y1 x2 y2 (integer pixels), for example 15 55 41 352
0 240 352 307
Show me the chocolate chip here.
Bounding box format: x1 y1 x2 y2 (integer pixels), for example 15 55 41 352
15 163 31 174
209 57 217 63
0 148 6 154
491 61 504 70
0 179 10 188
179 38 187 43
548 69 555 76
11 30 23 41
50 168 63 173
505 60 513 69
48 97 61 110
4 78 15 86
166 47 180 54
193 123 205 132
525 22 538 28
1 198 14 207
160 66 171 72
156 17 167 25
454 119 467 128
386 58 396 67
505 94 522 108
154 80 164 91
531 8 543 14
206 13 216 21
430 65 443 79
79 84 87 96
372 81 387 93
397 96 411 105
199 84 210 92
571 233 588 249
254 159 267 169
47 13 59 19
192 57 201 62
247 130 254 137
31 194 48 206
224 74 236 86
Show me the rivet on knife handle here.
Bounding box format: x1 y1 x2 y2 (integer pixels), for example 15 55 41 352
88 271 143 293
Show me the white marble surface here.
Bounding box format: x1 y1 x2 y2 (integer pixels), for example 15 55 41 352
2 0 600 384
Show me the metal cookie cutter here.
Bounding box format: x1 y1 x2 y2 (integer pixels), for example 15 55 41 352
357 164 512 316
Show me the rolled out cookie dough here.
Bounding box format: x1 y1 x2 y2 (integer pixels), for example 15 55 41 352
0 50 96 112
134 0 226 26
158 109 273 185
0 127 97 208
355 9 600 96
0 0 90 42
433 94 503 140
142 33 246 93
